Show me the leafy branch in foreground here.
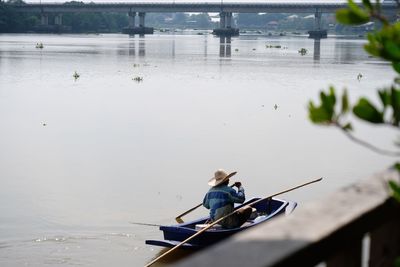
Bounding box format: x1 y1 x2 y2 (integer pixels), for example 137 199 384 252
309 86 400 156
308 0 400 198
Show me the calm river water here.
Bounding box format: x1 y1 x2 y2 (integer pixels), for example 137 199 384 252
0 32 396 266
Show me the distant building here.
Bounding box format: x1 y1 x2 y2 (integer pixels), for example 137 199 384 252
286 14 299 20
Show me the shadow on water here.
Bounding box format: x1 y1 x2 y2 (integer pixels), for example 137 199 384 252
150 247 198 266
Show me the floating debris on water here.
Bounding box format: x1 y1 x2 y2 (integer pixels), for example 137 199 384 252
235 48 239 52
35 42 44 49
298 48 308 56
133 63 140 68
133 76 143 82
73 71 80 80
266 44 282 49
274 104 278 110
357 73 363 81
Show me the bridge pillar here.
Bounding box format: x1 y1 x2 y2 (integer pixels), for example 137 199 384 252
219 12 226 28
128 11 136 28
213 12 239 37
226 12 232 29
54 14 63 26
314 10 322 31
139 12 145 28
308 8 327 39
122 11 153 35
40 13 49 26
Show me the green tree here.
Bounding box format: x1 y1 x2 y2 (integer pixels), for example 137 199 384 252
172 13 188 26
188 13 212 28
308 0 400 200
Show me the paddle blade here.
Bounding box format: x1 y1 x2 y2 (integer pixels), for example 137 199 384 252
175 217 184 224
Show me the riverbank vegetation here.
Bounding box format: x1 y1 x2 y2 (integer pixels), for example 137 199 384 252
0 0 386 34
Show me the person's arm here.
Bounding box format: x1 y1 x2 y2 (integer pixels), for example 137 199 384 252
203 193 210 209
229 183 245 203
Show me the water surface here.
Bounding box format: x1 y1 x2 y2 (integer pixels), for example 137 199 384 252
0 32 395 266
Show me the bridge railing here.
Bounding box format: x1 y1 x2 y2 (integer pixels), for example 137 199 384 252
175 171 400 267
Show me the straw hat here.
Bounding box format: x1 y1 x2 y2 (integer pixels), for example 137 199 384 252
208 169 237 187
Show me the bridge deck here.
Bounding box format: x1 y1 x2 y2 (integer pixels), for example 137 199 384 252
10 2 396 13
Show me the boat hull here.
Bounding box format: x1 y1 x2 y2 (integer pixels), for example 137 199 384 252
145 197 296 248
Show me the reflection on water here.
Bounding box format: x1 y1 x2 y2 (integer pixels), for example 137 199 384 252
127 35 146 57
219 36 231 58
110 34 362 63
314 38 321 61
333 37 367 63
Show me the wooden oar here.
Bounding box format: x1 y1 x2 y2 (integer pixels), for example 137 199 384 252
145 177 323 267
129 222 163 227
175 172 238 223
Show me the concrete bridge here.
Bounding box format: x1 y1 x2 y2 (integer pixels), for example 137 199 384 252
9 1 397 37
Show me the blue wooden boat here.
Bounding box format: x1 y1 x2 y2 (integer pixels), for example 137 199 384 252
145 197 297 248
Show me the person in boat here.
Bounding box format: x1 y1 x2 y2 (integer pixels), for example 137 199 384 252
203 169 253 229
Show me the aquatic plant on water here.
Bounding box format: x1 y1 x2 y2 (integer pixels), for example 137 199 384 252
133 76 143 82
298 48 308 55
73 71 80 80
265 44 282 49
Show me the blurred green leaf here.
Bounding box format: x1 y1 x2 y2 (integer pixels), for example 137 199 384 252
336 9 369 25
365 22 400 62
384 39 400 61
320 87 336 117
341 90 350 113
378 89 390 108
308 102 333 124
393 162 400 172
393 62 400 74
308 88 338 124
389 180 400 202
362 0 373 11
391 88 400 125
395 257 400 267
353 98 384 123
347 0 365 13
365 33 380 57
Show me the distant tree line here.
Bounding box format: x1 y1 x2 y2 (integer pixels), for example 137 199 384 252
0 0 375 34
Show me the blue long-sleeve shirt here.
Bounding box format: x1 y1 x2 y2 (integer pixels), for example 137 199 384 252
203 184 245 221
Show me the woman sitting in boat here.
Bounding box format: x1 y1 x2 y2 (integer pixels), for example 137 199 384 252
203 169 253 229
